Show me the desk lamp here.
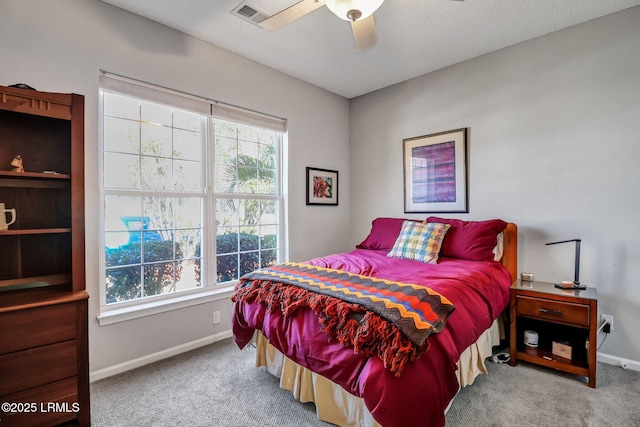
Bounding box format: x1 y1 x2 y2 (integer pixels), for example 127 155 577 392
545 239 587 290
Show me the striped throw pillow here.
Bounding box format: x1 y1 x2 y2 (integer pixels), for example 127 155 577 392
387 221 450 264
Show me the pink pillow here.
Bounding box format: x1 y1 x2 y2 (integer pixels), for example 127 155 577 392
426 217 507 261
356 218 421 250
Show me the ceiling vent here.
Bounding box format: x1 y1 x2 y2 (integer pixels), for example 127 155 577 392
231 2 269 26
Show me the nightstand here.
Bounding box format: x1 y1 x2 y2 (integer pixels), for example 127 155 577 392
509 281 598 387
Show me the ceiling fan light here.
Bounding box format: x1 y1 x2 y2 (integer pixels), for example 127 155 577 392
325 0 384 22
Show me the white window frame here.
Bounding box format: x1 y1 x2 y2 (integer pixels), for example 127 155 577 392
97 72 287 325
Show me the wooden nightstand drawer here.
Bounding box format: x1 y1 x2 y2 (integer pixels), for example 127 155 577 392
0 377 78 427
516 295 589 327
0 340 77 396
0 303 77 354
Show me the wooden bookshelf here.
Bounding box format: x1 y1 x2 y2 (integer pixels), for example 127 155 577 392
0 85 89 426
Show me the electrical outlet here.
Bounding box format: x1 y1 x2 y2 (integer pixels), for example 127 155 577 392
212 310 221 325
602 314 614 332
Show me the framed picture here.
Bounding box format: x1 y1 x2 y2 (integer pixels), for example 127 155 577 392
306 167 338 206
403 128 468 213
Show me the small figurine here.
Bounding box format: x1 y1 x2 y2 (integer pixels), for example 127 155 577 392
11 155 24 173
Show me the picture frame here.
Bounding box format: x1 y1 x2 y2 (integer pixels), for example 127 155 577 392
403 128 468 213
306 167 338 206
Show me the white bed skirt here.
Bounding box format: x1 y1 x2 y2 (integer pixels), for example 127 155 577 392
254 318 502 427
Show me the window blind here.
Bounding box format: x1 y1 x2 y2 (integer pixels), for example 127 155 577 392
99 71 286 132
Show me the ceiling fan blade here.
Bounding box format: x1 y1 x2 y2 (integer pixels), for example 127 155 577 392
259 0 325 30
351 14 377 51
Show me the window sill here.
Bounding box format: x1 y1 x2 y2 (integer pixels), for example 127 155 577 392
97 285 236 326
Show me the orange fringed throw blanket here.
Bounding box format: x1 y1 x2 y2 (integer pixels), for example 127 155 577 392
232 262 455 375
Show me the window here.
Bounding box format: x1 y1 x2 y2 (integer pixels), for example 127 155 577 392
214 120 280 283
99 73 285 316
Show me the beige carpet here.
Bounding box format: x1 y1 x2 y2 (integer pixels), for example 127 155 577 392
446 354 640 426
91 338 640 426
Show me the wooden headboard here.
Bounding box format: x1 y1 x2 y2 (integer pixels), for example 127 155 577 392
501 223 518 284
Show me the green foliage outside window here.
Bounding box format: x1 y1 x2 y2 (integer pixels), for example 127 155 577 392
106 232 275 302
105 241 184 303
216 232 276 283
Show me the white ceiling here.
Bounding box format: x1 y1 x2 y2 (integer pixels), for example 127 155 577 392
99 0 640 99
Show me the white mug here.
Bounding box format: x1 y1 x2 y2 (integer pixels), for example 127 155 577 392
0 203 16 230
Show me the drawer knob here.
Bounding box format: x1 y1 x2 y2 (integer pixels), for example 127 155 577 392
539 308 563 316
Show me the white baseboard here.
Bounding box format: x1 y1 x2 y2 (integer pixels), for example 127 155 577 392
89 335 639 382
90 329 234 382
598 352 640 372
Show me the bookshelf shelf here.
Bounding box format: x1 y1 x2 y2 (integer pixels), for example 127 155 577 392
0 170 71 180
0 273 72 290
0 228 71 235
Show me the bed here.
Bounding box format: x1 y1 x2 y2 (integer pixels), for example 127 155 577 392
232 217 517 427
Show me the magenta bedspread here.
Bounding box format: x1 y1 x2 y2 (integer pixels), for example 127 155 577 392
232 249 512 427
234 262 457 375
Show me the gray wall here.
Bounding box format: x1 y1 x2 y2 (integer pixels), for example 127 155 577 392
0 0 352 374
349 7 640 362
2 0 638 375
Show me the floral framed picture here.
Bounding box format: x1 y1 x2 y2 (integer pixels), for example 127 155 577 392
403 128 468 213
306 167 338 206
